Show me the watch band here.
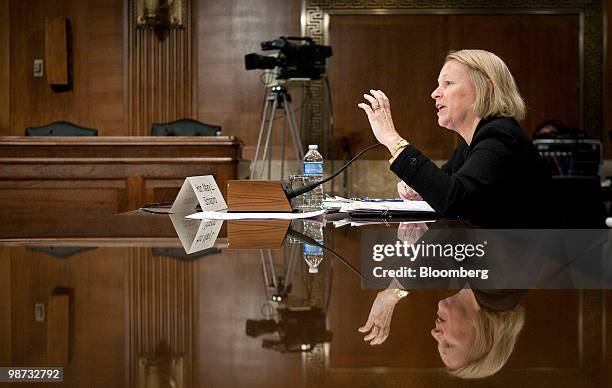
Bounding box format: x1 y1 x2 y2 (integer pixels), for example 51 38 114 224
393 287 409 299
390 278 409 299
390 138 409 157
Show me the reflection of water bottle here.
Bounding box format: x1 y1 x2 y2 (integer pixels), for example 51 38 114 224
303 221 323 273
303 144 324 209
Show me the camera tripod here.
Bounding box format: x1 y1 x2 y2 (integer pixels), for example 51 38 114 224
249 84 305 180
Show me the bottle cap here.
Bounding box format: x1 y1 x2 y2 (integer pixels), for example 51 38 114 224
309 267 319 273
308 144 318 150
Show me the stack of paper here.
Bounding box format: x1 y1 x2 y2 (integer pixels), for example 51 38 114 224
339 200 436 214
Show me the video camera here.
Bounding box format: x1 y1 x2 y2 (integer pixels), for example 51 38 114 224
244 36 332 80
246 306 333 353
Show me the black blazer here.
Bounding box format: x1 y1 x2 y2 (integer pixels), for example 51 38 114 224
391 116 553 228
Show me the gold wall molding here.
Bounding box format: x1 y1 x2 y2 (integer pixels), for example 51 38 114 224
302 0 603 141
136 0 185 28
127 0 196 136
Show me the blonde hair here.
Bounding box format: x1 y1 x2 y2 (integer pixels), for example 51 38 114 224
445 49 526 120
449 305 525 379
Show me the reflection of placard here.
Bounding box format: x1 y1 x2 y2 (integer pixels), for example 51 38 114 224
169 214 222 254
170 176 227 214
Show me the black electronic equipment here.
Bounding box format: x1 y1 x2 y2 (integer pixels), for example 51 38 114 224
244 36 332 80
533 139 602 177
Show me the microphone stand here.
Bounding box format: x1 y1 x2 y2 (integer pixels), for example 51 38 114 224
227 143 382 212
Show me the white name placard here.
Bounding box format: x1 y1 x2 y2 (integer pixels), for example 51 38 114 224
170 175 227 214
169 214 223 254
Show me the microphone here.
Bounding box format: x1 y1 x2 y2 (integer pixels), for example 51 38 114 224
285 143 382 200
226 143 382 212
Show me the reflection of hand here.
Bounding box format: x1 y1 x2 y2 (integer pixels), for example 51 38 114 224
397 181 422 201
357 89 402 151
398 222 429 244
358 289 401 345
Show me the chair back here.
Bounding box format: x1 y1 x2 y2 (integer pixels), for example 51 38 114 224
26 121 98 136
151 119 221 136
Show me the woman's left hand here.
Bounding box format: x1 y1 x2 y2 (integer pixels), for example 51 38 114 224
358 89 402 151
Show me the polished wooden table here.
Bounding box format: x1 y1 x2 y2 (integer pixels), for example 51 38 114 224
0 211 610 387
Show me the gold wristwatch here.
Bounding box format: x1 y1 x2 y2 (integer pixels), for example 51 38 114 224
389 138 409 163
393 288 409 299
390 278 409 299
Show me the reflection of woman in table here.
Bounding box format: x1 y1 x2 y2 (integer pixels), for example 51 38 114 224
359 282 524 378
360 221 525 378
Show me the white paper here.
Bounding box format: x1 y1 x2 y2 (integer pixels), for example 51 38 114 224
322 196 352 210
170 175 227 214
186 209 325 220
339 200 435 213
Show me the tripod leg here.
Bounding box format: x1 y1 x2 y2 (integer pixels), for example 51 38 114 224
282 243 299 295
263 249 278 290
282 93 305 161
250 96 272 179
261 97 278 179
280 116 286 180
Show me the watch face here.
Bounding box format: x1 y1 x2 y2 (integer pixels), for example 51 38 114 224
393 140 407 154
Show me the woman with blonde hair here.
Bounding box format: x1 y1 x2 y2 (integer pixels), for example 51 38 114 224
358 49 551 228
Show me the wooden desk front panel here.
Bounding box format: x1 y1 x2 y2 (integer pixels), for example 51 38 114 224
0 136 242 219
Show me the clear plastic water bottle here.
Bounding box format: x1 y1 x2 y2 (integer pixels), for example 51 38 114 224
303 144 324 209
303 220 323 273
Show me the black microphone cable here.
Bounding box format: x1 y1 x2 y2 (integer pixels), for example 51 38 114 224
286 142 383 200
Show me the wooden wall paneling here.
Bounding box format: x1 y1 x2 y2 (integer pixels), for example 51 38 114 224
0 248 11 364
0 0 8 135
46 293 70 365
197 0 302 160
44 17 69 86
0 179 128 222
328 14 457 160
143 178 185 205
8 0 124 135
125 175 146 212
82 0 125 135
127 0 195 136
446 13 580 139
127 248 197 387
